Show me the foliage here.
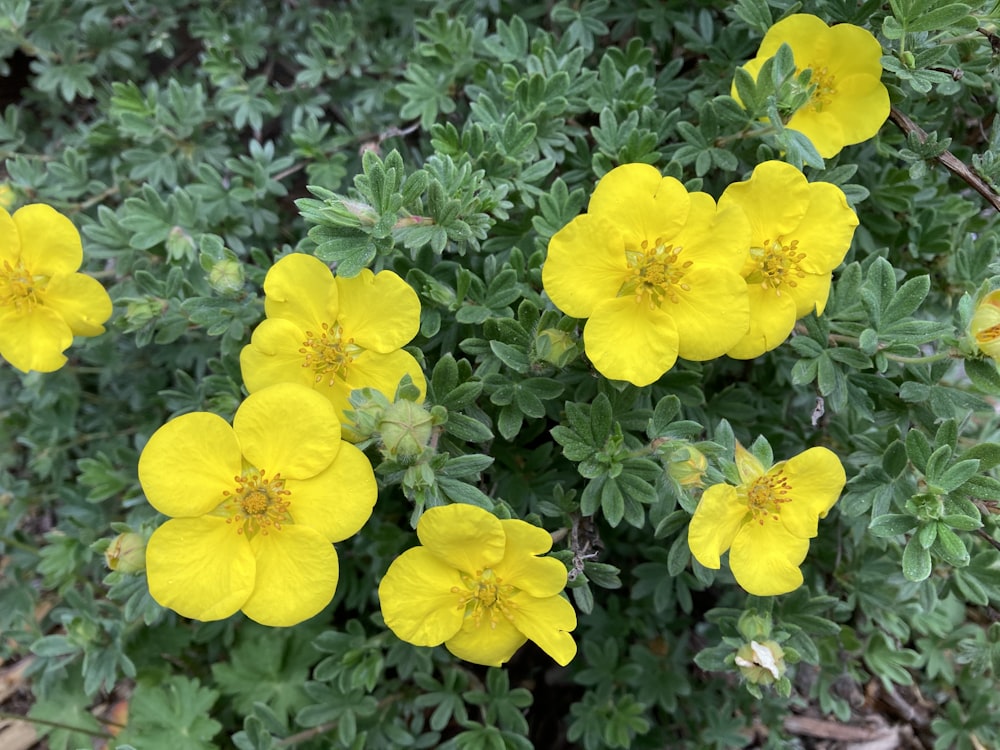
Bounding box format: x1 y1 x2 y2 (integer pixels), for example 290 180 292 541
3 0 1000 748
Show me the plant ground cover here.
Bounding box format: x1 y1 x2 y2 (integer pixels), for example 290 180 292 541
2 1 1000 748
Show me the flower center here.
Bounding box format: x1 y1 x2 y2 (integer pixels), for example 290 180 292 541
299 322 360 386
746 472 793 524
619 238 691 307
803 64 836 111
451 568 519 629
0 259 41 313
748 239 807 296
222 469 291 537
976 324 1000 345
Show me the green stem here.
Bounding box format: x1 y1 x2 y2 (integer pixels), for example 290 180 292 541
882 350 954 365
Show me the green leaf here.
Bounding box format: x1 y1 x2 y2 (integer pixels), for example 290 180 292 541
905 3 973 32
933 524 970 567
902 537 932 581
117 677 222 750
869 514 917 538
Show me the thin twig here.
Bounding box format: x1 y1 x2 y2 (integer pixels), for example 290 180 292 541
889 106 1000 213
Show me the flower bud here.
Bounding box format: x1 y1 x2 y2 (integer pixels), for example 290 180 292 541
734 640 786 686
125 298 163 327
379 399 434 464
535 328 577 367
165 226 196 263
208 257 245 295
0 183 15 211
969 290 1000 361
104 532 146 573
667 446 708 488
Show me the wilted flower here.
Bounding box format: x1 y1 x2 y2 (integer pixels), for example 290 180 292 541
737 13 889 157
0 204 112 373
379 503 577 667
139 383 377 626
543 163 750 386
688 443 845 596
718 161 858 358
240 253 425 438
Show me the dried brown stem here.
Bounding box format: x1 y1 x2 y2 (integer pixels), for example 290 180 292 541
889 106 1000 213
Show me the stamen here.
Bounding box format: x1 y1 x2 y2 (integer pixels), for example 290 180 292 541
749 238 807 295
618 238 689 307
746 472 793 524
0 259 41 313
221 469 292 537
300 322 359 386
453 568 519 628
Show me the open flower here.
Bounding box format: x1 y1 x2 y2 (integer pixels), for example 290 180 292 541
737 13 889 158
543 163 751 386
378 503 577 667
240 253 426 437
969 290 1000 361
138 383 377 626
0 204 112 373
718 161 858 359
688 443 845 596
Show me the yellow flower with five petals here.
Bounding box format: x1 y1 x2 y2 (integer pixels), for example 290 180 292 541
718 160 858 359
0 204 112 373
378 503 577 667
688 443 845 596
737 14 889 158
138 383 377 627
969 289 1000 362
543 163 751 386
240 253 426 438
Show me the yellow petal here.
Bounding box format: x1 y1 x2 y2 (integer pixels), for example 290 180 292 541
513 593 577 666
787 109 845 159
445 615 527 667
263 254 338 329
146 516 255 621
336 269 420 352
0 306 71 373
792 181 858 275
755 14 831 62
670 267 751 361
0 207 18 264
12 204 82 276
240 318 315 392
787 271 834 319
138 412 241 517
417 504 506 573
821 22 886 80
672 192 749 270
583 296 678 386
818 73 888 148
718 161 811 244
729 519 810 596
726 281 797 360
378 546 465 646
241 525 339 626
492 519 567 598
781 446 846 520
344 348 427 410
543 214 630 319
687 484 748 569
233 383 342 479
285 441 376 542
42 272 112 337
587 164 690 248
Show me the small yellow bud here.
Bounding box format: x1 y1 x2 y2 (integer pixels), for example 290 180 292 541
208 258 245 295
667 446 708 488
535 328 577 367
0 184 15 211
104 532 146 573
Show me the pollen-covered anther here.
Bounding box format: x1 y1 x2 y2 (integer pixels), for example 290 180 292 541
299 322 358 386
621 238 689 307
223 469 292 537
0 259 39 312
754 238 807 295
747 473 793 524
456 569 519 629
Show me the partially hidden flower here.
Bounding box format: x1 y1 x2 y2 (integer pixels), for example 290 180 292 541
718 161 858 359
688 443 845 596
969 289 1000 361
378 503 577 667
0 204 112 373
736 13 889 158
543 163 751 386
138 382 377 626
240 253 426 439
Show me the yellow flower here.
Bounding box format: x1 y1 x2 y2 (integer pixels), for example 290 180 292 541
969 290 1000 361
718 161 858 359
688 443 845 596
737 14 889 158
240 253 426 438
0 204 112 373
378 503 577 667
138 383 377 626
542 163 751 386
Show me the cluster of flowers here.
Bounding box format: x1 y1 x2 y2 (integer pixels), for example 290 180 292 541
541 13 893 593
